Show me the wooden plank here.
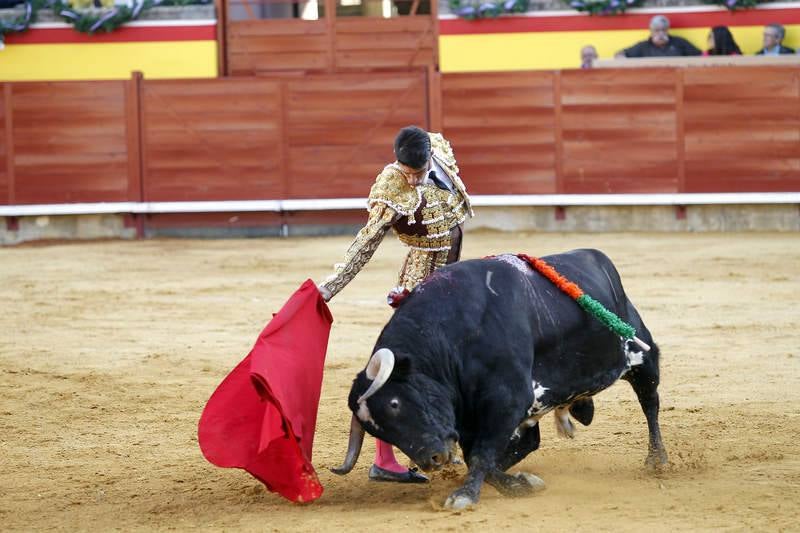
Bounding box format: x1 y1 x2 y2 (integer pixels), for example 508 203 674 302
443 71 554 91
676 69 685 194
561 105 676 128
554 70 564 195
215 0 227 76
126 73 144 203
227 34 330 52
1 84 11 205
682 66 799 86
228 19 327 37
684 99 800 122
683 81 799 101
229 53 330 74
427 65 441 132
335 49 434 69
336 32 435 50
334 16 432 33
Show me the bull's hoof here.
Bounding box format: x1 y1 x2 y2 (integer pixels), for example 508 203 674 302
645 449 669 470
487 471 546 497
515 472 546 493
444 489 478 511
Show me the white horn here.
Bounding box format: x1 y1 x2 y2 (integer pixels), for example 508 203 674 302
357 348 395 403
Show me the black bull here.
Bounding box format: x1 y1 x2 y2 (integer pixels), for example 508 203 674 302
332 249 667 510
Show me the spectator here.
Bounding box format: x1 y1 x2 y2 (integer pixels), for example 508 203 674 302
705 26 742 56
756 24 795 55
581 45 598 69
616 15 702 58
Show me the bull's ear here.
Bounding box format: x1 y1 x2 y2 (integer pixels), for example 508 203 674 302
391 353 412 380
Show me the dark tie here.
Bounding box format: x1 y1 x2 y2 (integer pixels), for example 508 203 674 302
428 170 451 192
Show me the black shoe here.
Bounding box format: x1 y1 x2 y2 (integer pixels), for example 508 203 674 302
368 465 429 484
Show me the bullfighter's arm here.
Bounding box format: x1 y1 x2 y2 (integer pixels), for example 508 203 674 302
318 204 398 301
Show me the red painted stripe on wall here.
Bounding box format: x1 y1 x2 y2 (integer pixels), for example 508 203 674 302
5 24 216 44
440 7 800 34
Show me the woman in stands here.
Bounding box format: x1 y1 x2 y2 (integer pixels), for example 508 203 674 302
705 26 742 56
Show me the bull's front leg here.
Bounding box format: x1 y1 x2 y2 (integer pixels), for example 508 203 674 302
443 457 489 511
445 398 539 509
445 430 545 510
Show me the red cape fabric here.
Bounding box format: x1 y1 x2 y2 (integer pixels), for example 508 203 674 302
198 279 333 503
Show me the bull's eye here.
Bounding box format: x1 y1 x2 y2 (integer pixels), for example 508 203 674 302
389 398 401 410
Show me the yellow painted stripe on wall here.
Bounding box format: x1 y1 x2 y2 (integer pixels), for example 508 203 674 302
440 25 800 72
0 41 218 81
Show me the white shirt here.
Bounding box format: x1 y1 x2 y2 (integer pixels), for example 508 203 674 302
425 157 455 192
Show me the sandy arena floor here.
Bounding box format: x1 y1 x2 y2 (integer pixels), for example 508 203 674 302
1 231 798 532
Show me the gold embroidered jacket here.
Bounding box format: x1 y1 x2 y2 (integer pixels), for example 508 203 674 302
321 132 473 299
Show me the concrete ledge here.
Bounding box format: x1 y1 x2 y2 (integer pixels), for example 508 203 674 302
468 204 800 233
1 214 137 245
2 204 798 244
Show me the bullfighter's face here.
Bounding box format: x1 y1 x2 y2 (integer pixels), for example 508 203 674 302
347 350 458 472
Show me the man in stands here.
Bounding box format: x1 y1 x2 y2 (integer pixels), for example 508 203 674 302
616 15 701 58
581 45 598 69
756 24 795 55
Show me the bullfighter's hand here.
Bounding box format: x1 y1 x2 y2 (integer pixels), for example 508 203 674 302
317 283 332 302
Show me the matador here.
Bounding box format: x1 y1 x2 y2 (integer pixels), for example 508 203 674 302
318 125 473 483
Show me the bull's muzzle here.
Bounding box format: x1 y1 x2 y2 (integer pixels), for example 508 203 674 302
415 439 457 472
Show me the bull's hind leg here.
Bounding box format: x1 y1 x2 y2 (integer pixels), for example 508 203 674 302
486 469 546 497
623 341 668 468
497 422 541 472
487 423 546 497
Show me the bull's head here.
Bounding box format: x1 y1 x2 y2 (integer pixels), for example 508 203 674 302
331 348 458 475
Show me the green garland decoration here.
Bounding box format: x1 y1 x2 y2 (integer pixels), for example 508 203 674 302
0 0 45 37
575 294 636 339
516 253 650 350
448 0 530 20
51 0 154 35
564 0 644 16
703 0 769 10
0 0 211 38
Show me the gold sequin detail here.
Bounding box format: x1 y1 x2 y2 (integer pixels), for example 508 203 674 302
321 132 471 299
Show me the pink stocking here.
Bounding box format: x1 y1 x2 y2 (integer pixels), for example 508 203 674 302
374 439 406 473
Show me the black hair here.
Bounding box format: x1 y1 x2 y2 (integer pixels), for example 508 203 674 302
708 26 742 56
394 126 430 169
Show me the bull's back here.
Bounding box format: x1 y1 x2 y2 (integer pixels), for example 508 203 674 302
522 249 636 399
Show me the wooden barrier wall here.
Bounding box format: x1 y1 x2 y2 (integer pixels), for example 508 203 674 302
1 66 799 207
0 88 8 205
683 67 800 192
227 15 437 76
142 71 428 201
442 66 800 195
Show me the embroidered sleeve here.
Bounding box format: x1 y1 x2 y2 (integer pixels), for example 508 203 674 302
320 204 398 300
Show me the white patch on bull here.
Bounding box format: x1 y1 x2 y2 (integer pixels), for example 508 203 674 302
525 381 550 418
485 270 499 296
356 401 379 430
624 339 646 367
494 254 530 274
554 407 575 439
